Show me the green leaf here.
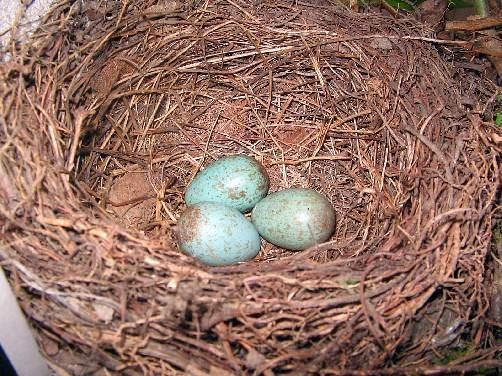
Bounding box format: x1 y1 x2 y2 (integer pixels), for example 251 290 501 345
495 112 502 127
495 96 502 126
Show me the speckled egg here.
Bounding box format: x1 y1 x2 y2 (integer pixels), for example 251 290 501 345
251 188 336 250
177 202 261 266
185 155 269 213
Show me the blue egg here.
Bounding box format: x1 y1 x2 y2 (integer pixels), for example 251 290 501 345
185 155 269 213
177 202 261 266
251 188 336 250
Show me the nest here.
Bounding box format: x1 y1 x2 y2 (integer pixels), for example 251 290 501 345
1 0 501 374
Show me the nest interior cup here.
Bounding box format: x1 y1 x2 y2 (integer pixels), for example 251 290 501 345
0 0 500 374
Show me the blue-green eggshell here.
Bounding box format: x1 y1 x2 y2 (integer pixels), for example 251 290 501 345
251 188 336 250
177 202 261 266
185 155 269 213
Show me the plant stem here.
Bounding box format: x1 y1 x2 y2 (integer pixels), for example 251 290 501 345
474 0 489 18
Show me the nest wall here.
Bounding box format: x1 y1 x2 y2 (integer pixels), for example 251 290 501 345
0 0 501 374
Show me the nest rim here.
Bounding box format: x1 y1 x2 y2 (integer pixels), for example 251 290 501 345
1 0 501 374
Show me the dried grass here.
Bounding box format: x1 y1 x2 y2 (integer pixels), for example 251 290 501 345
1 0 501 374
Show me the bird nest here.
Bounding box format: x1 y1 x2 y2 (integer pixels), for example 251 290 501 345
1 0 501 374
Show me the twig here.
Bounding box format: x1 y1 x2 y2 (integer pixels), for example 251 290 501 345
269 155 350 165
445 17 502 32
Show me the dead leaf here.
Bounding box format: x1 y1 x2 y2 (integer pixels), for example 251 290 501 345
370 37 393 50
245 348 266 369
89 59 135 97
143 1 182 16
108 172 157 226
93 303 114 323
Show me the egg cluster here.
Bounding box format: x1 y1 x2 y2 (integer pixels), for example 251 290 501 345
176 155 336 266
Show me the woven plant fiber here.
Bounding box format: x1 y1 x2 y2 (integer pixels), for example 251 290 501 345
0 0 501 374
